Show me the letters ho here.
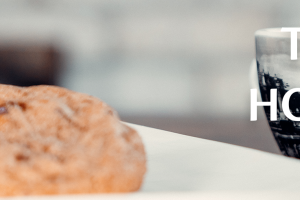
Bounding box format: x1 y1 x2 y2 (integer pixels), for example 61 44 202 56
251 88 300 121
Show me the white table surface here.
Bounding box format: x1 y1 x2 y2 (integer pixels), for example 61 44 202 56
5 123 300 199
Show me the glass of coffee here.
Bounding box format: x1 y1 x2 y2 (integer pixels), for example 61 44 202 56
255 28 300 158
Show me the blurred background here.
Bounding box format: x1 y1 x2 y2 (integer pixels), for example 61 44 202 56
1 0 299 154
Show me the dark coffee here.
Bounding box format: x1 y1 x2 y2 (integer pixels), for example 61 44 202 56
256 28 300 158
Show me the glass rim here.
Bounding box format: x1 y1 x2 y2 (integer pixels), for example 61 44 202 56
255 27 291 38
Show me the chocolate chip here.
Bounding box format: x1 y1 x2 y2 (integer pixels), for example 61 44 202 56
15 153 29 161
0 107 7 114
18 102 26 111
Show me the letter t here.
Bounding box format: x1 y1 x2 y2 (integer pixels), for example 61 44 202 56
281 27 300 60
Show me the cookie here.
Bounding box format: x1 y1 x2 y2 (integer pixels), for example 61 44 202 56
0 84 146 196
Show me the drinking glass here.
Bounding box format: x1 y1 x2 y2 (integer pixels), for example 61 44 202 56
255 28 300 158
